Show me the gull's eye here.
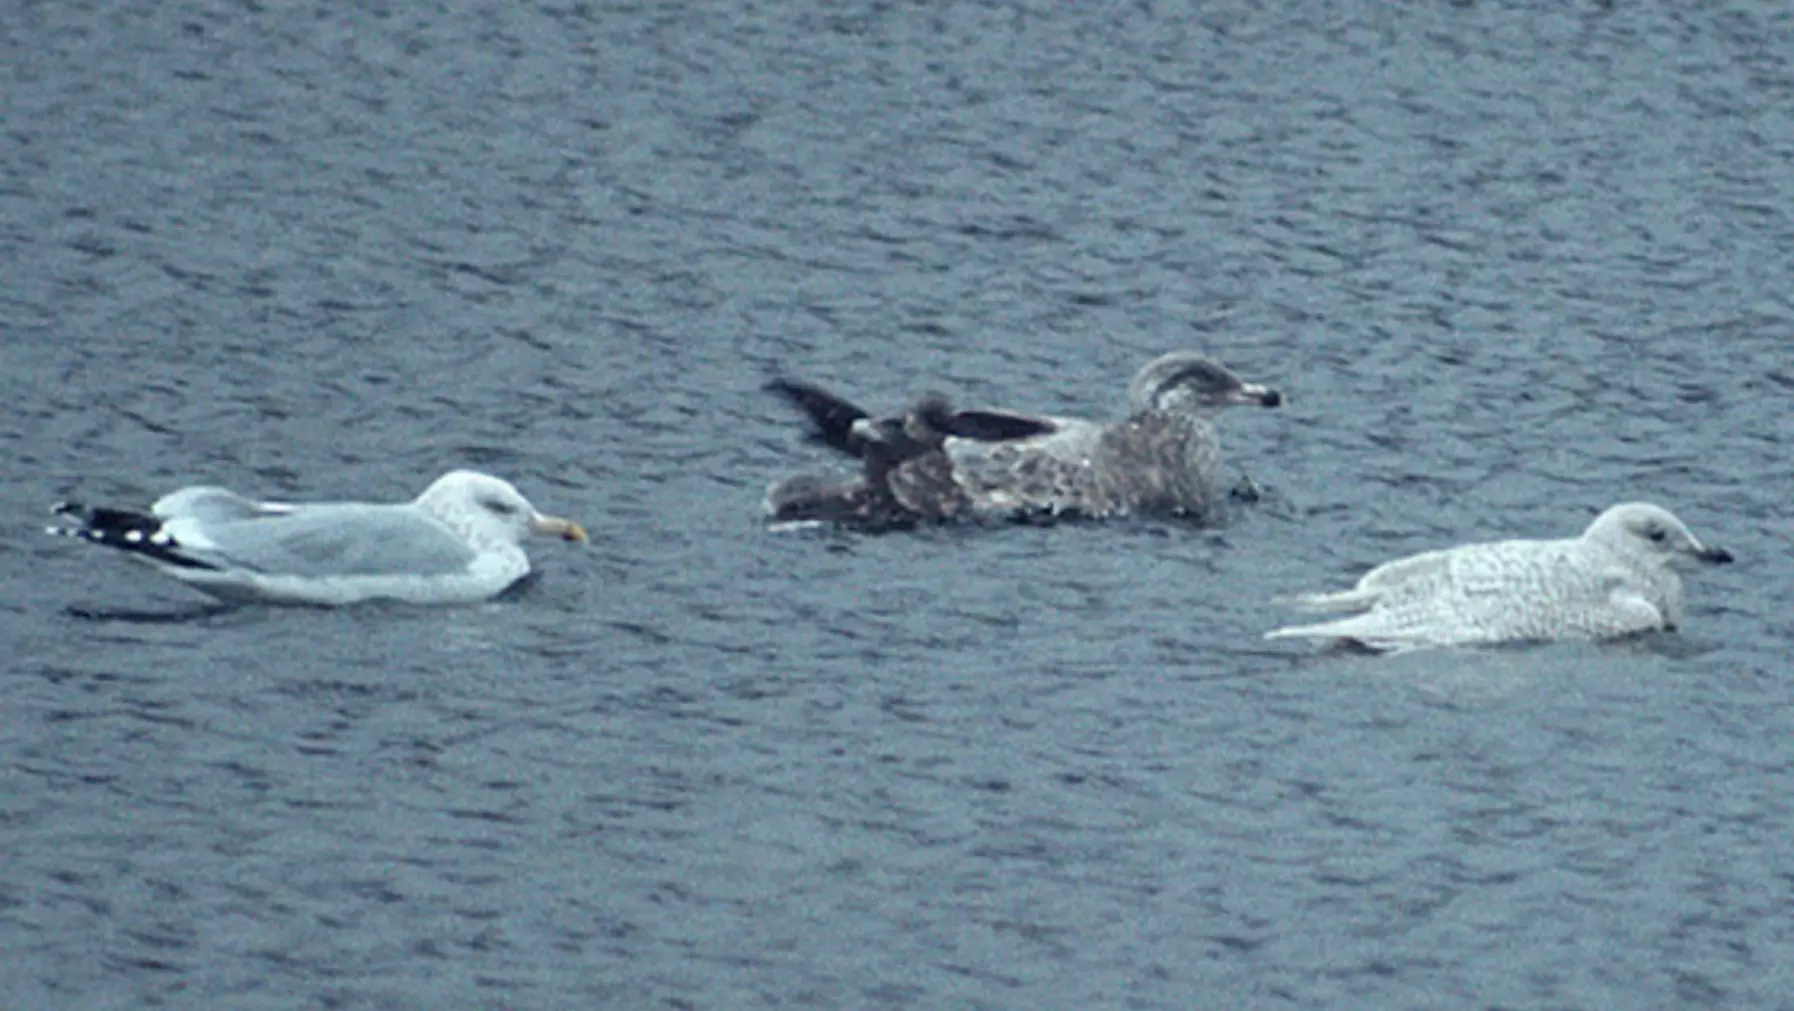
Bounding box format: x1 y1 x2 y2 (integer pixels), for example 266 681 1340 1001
482 498 519 516
1647 526 1667 543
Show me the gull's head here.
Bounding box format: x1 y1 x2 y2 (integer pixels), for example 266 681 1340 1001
417 470 588 545
904 391 957 442
1585 501 1730 567
1128 351 1283 416
848 392 957 459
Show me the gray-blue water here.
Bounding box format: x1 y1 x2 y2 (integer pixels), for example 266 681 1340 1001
5 1 1793 1007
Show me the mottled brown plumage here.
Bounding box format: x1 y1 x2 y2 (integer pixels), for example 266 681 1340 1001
764 351 1282 530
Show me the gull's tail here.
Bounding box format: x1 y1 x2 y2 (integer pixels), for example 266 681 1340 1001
46 502 218 570
1263 616 1361 641
1272 587 1382 614
1262 613 1416 654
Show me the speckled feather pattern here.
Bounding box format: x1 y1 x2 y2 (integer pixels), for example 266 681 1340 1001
941 412 1223 519
1266 503 1728 652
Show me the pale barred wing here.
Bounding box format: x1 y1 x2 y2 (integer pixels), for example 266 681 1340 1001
166 503 476 579
1292 537 1568 611
1282 542 1540 615
1357 542 1656 647
1347 547 1464 599
1596 577 1672 635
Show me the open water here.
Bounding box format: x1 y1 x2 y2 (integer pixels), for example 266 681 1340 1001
3 1 1792 1008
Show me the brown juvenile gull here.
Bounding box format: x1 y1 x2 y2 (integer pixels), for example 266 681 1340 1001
764 351 1283 529
939 351 1283 520
763 388 1038 530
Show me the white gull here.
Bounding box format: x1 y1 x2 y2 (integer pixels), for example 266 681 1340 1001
48 469 587 605
1265 502 1732 653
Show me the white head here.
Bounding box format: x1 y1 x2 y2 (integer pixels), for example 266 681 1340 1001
1582 502 1731 568
1127 351 1283 415
414 470 588 546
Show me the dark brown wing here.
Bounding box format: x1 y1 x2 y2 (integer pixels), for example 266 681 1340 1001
765 379 874 457
943 409 1059 442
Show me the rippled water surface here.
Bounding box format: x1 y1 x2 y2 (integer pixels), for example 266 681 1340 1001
5 1 1793 1008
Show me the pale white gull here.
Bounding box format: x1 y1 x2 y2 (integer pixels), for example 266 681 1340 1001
1265 502 1732 653
47 470 588 605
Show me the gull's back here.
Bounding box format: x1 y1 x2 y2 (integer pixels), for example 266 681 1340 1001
942 409 1221 518
169 504 477 579
1272 534 1675 650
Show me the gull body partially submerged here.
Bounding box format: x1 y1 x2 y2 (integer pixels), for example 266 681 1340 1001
1265 502 1732 653
765 351 1283 531
48 470 587 605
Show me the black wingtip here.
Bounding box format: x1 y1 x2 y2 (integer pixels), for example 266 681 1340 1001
44 502 221 571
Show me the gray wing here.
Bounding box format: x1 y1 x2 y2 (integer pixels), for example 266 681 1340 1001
153 486 290 523
168 504 477 578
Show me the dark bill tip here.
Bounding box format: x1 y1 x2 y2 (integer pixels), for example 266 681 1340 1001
1702 546 1734 564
